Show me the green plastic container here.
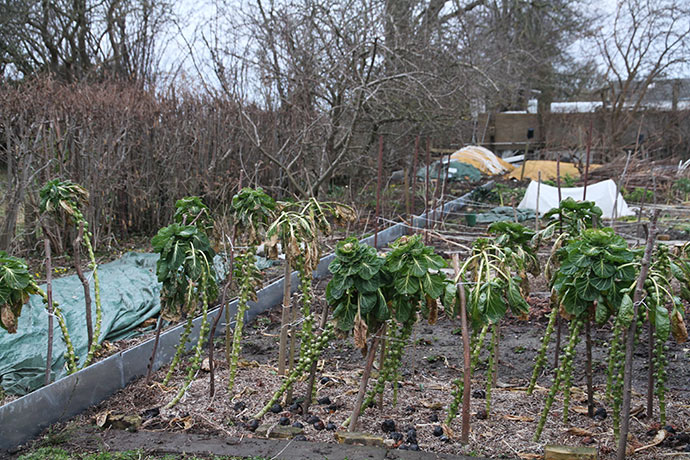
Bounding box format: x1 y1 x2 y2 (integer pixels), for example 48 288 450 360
465 213 477 227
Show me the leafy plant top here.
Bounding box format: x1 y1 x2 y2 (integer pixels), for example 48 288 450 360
488 221 538 275
0 251 39 333
542 198 602 237
553 228 638 321
647 244 688 343
39 179 89 223
327 238 388 335
174 196 214 234
231 187 276 245
269 198 356 269
383 235 447 324
457 231 533 327
151 224 218 321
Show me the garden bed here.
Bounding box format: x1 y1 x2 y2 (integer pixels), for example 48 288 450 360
18 266 690 460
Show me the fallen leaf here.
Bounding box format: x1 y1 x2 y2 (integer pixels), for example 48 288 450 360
518 454 542 460
95 411 111 428
630 405 645 417
565 427 595 437
504 414 534 422
441 423 456 439
571 406 589 414
421 400 443 410
635 429 667 452
201 357 211 372
169 415 194 430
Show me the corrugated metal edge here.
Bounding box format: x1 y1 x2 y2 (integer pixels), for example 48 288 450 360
0 182 491 450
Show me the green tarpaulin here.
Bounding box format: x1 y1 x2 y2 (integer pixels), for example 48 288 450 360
475 206 536 223
416 160 482 183
1 253 164 395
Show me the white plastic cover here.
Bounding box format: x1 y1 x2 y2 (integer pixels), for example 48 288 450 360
518 179 635 219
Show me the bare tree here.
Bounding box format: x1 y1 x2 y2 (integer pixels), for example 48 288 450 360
596 0 690 152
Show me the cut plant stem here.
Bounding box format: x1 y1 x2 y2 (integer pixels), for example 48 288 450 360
617 210 659 460
348 326 383 432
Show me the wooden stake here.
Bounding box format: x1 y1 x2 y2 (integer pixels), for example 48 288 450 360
278 260 292 375
452 254 471 444
374 135 383 248
44 237 54 386
349 327 383 431
617 209 659 460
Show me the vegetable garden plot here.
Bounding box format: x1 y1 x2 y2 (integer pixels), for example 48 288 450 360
5 183 690 460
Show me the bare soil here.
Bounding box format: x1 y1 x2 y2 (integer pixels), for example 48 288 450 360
19 268 690 460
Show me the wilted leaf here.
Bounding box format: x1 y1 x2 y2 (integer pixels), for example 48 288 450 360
504 414 534 422
354 315 368 350
671 310 688 343
565 427 594 437
427 296 438 325
1 305 17 334
95 411 111 428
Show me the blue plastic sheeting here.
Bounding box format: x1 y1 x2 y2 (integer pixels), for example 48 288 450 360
0 252 162 395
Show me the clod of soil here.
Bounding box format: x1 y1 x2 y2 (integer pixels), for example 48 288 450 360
317 396 331 405
279 416 290 425
246 419 259 431
233 401 246 411
476 409 488 420
326 422 337 431
294 434 308 441
472 389 486 399
406 428 417 444
141 407 159 420
292 422 304 429
594 407 607 420
288 402 302 413
432 426 443 437
381 419 396 433
269 403 282 414
428 413 439 422
313 420 325 431
319 376 331 384
306 415 320 424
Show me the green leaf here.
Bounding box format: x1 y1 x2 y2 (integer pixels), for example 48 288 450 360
575 277 598 302
655 305 670 341
590 276 613 292
595 300 610 324
592 259 616 278
618 294 634 327
394 271 419 295
507 281 529 317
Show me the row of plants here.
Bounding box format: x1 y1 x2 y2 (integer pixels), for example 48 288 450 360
1 179 104 386
2 180 688 460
